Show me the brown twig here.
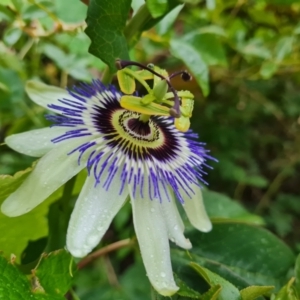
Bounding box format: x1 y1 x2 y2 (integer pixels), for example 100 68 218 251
104 256 120 287
77 238 134 269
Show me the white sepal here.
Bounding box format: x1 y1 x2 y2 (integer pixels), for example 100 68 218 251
5 127 67 157
130 184 179 296
159 190 192 249
1 136 94 217
26 80 76 113
67 169 128 258
182 185 212 232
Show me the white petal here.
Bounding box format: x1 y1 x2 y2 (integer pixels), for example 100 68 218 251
130 186 179 296
182 185 212 232
67 170 128 258
26 80 71 113
1 136 93 217
5 127 67 157
159 190 192 250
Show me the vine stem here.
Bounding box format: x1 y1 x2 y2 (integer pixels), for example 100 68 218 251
101 66 113 84
77 238 134 269
124 4 152 46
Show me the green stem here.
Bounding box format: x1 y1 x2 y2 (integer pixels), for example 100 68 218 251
101 66 113 84
124 4 152 46
68 288 81 300
18 38 35 60
255 168 290 213
139 114 150 122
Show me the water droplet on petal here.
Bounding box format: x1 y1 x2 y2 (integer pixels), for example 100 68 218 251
173 225 178 231
160 272 166 278
87 234 99 246
150 207 155 213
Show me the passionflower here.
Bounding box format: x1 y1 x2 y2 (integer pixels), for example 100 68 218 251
1 68 213 296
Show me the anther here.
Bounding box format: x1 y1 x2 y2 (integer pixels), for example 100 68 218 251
169 70 192 81
181 71 192 81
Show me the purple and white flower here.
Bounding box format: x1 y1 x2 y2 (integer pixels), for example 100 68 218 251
1 80 212 296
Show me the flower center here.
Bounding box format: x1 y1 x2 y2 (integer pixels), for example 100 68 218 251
127 118 151 136
111 110 164 149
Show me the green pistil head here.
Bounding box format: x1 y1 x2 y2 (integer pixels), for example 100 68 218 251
153 80 168 102
139 114 150 123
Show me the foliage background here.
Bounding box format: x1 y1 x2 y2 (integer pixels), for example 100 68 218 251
0 0 299 299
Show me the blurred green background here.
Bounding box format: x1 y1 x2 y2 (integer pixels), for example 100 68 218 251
0 0 300 299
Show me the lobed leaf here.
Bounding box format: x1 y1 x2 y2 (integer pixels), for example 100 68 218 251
240 285 274 300
33 250 75 296
85 0 131 72
202 190 264 225
172 222 295 290
191 263 241 300
0 254 64 300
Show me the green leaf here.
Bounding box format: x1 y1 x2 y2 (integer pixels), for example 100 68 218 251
54 0 87 23
248 8 277 26
206 0 215 10
85 0 131 72
201 284 222 300
147 0 169 18
240 285 274 300
202 190 264 225
10 0 23 12
174 272 203 298
0 254 63 300
0 255 34 300
22 2 51 20
294 254 300 295
239 40 271 60
0 5 15 21
0 167 32 203
173 222 295 290
274 278 298 300
197 25 227 37
33 250 75 296
120 259 152 300
0 167 62 262
191 263 241 300
170 39 209 96
275 36 294 62
156 4 184 36
3 27 22 46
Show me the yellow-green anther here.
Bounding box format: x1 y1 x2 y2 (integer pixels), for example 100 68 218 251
180 98 194 117
117 69 136 95
120 96 170 116
141 94 156 105
153 80 168 102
